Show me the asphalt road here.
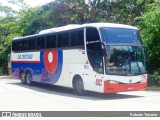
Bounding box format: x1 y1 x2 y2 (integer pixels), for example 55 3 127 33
0 76 160 118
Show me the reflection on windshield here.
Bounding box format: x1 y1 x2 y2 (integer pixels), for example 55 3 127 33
105 46 146 75
101 28 142 44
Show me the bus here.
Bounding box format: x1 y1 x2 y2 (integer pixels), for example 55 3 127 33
11 23 147 95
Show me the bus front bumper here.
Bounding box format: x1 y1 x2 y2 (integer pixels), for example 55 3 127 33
104 81 147 94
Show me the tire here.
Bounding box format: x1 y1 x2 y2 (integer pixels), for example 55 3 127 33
20 72 26 84
26 72 32 86
73 78 85 95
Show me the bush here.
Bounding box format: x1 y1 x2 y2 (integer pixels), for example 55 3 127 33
0 66 8 75
148 70 160 86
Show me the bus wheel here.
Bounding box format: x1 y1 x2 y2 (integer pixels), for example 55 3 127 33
26 72 32 86
73 78 85 96
20 72 26 84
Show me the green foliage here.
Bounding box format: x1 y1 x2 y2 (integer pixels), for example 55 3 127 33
43 0 90 26
138 0 160 73
42 0 149 25
149 70 160 86
0 4 21 68
18 7 47 35
0 66 8 75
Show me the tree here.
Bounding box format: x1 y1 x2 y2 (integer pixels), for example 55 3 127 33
42 0 90 27
138 0 160 73
0 4 21 74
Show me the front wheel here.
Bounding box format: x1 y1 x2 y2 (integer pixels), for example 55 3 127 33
26 72 32 86
73 78 85 95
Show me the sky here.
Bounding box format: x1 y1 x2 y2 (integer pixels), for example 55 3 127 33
0 0 54 10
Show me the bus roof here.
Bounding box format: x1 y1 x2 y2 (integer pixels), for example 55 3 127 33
39 24 82 34
83 23 137 30
13 23 138 40
39 23 138 34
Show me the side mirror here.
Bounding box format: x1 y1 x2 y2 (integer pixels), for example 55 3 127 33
101 42 106 49
101 42 106 56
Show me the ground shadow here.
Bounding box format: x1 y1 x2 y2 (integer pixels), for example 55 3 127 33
8 81 144 101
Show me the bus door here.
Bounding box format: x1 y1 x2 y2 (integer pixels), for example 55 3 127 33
93 44 104 90
86 27 105 92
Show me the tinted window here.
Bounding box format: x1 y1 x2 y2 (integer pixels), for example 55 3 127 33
70 29 84 47
46 35 56 48
86 28 100 42
36 36 45 49
12 41 17 51
17 41 21 51
57 34 63 48
12 29 84 51
28 38 36 50
77 30 84 46
63 33 69 47
57 32 69 48
70 31 76 46
21 40 28 50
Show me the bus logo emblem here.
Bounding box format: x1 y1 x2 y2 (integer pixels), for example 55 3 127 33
96 79 102 86
44 50 58 74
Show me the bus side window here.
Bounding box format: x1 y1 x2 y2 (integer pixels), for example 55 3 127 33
17 41 21 51
63 32 69 47
77 30 84 46
86 28 100 42
36 37 45 49
12 41 17 51
46 35 56 49
70 29 84 47
28 38 36 50
21 40 28 51
70 31 76 47
57 32 70 48
57 34 63 48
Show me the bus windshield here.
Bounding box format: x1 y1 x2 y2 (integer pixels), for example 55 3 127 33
105 45 147 75
101 28 142 44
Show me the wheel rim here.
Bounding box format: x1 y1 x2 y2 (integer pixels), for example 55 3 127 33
26 73 31 84
76 81 84 94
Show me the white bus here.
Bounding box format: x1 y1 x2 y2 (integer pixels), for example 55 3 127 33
11 23 147 95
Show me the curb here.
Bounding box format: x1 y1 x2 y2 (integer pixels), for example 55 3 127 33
146 87 160 91
0 75 13 79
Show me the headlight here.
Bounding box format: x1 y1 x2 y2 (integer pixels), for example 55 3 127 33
106 80 119 84
140 79 147 83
